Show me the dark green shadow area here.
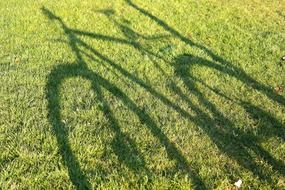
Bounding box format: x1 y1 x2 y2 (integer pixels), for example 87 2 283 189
42 1 285 189
42 7 206 190
172 54 285 182
125 0 285 107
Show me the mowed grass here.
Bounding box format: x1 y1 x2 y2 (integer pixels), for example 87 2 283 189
1 0 285 189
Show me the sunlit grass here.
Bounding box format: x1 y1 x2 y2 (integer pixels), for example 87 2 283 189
1 0 285 189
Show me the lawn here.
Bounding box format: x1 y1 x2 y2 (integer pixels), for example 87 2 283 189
0 0 285 189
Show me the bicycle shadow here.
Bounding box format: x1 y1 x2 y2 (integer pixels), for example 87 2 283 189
124 0 285 184
172 54 285 184
42 1 285 189
125 0 285 107
42 7 205 190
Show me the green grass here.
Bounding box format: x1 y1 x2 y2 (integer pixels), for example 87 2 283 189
1 0 285 189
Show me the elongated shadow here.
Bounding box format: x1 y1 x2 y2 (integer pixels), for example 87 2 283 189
47 63 151 189
123 0 285 184
172 54 285 185
42 2 284 188
43 7 148 189
125 0 285 107
46 64 91 189
43 7 206 189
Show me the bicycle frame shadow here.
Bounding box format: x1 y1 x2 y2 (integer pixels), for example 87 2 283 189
125 0 285 107
42 7 206 190
42 1 285 188
172 54 285 183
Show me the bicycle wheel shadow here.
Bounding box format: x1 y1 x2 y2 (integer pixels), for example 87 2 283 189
172 54 285 184
125 0 285 184
42 7 206 190
42 1 285 188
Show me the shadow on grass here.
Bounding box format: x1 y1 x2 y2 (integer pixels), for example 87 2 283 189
42 7 205 190
126 0 285 182
125 0 285 107
42 1 285 189
173 54 285 182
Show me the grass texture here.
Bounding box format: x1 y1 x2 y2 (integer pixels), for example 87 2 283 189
0 0 285 189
